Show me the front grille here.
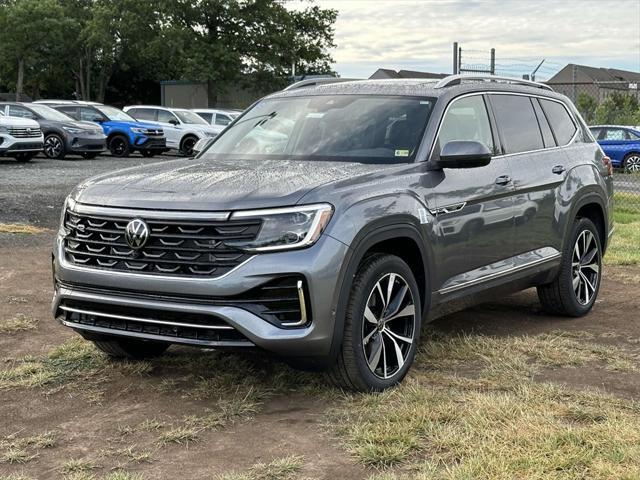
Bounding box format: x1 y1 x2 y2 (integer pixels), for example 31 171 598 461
9 127 42 138
144 129 164 136
63 210 261 277
59 299 251 345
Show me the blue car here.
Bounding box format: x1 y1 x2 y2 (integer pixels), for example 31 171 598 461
45 102 167 157
589 125 640 173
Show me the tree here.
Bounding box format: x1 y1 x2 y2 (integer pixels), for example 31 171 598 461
594 91 640 126
576 92 597 124
0 0 74 100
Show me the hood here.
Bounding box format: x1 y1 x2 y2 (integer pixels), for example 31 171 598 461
105 120 161 130
0 116 39 128
72 157 394 211
55 120 102 132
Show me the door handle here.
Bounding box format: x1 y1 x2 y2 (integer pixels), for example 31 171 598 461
495 175 512 186
552 165 566 174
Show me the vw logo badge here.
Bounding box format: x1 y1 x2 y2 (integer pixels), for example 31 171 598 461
26 127 32 134
125 218 149 249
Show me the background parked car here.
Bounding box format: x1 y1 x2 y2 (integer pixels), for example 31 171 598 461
589 125 640 173
124 105 219 156
192 108 241 134
0 102 106 159
0 109 43 162
46 102 166 157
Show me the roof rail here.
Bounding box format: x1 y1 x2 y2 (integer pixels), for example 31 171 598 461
283 78 358 91
435 74 553 91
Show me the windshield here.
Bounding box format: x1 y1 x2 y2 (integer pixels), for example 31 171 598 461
202 95 435 164
174 110 208 125
29 104 75 122
96 105 136 122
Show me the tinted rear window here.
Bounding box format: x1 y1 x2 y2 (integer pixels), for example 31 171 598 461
490 95 543 154
540 99 576 146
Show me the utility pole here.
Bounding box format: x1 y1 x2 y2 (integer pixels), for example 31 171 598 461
490 48 495 75
453 42 458 74
530 59 545 82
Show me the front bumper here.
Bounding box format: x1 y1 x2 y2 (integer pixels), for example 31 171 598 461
0 134 43 154
52 232 348 357
133 136 166 151
65 133 107 153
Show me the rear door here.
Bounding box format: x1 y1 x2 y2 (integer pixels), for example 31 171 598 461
429 93 516 294
491 94 576 258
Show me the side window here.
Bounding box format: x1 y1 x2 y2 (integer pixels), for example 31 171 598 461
8 105 36 119
215 114 232 126
490 95 543 154
625 130 640 140
539 99 577 146
129 108 156 121
196 112 213 123
436 95 494 155
532 99 556 148
78 107 102 122
57 106 79 119
589 128 602 140
603 128 625 141
157 110 177 123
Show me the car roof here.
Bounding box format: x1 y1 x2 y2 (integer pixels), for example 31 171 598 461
266 77 569 104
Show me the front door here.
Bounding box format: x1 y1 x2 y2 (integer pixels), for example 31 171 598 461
156 110 182 149
429 93 516 294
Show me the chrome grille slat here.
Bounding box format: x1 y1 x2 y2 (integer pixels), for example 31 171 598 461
63 210 260 277
8 127 42 138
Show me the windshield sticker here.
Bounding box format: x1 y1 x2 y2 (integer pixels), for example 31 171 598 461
395 149 409 157
306 112 324 118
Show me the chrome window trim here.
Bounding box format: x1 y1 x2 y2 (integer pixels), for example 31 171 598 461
428 91 580 162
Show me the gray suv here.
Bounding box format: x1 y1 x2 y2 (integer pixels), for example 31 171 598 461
52 75 614 391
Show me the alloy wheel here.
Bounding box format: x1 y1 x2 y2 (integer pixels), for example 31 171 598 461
182 138 196 156
361 273 416 379
625 155 640 173
572 230 600 305
44 135 62 158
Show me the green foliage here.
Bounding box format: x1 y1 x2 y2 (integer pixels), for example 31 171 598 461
576 92 598 123
0 0 337 104
594 91 640 126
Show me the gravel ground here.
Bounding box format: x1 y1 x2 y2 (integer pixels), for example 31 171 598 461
0 153 184 229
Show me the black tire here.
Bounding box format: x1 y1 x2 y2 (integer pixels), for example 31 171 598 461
92 338 169 359
537 217 602 317
179 135 198 156
13 152 35 163
140 149 156 158
328 254 422 392
108 135 130 157
623 153 640 174
81 152 100 159
43 134 66 159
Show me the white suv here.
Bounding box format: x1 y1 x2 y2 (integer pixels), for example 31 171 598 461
191 108 240 133
0 110 44 162
124 105 219 156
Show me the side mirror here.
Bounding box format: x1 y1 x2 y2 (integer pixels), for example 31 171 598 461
192 137 215 156
437 140 492 169
169 119 179 126
92 116 106 123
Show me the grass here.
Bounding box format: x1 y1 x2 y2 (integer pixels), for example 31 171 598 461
214 455 304 480
0 431 56 466
0 314 38 334
0 223 51 234
330 330 640 479
607 192 640 265
60 458 98 474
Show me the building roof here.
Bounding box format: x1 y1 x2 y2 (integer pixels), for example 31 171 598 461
369 68 448 80
548 64 640 84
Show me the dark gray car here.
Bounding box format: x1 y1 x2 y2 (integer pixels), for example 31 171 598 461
0 102 106 159
52 75 614 391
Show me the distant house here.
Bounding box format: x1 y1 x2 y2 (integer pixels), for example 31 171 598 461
369 69 448 80
547 64 640 103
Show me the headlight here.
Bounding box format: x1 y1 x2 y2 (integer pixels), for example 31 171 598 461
0 125 8 133
130 127 147 134
226 204 333 252
63 126 85 134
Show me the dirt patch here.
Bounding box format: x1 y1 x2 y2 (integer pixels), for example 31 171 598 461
1 239 640 479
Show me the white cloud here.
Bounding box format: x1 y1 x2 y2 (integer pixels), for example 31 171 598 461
293 0 640 79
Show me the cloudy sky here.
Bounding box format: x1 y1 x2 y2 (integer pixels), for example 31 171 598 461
300 0 640 80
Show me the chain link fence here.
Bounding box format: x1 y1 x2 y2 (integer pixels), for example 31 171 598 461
546 80 639 264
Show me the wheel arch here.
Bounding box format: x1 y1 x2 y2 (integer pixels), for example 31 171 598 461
567 192 609 253
328 220 434 362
